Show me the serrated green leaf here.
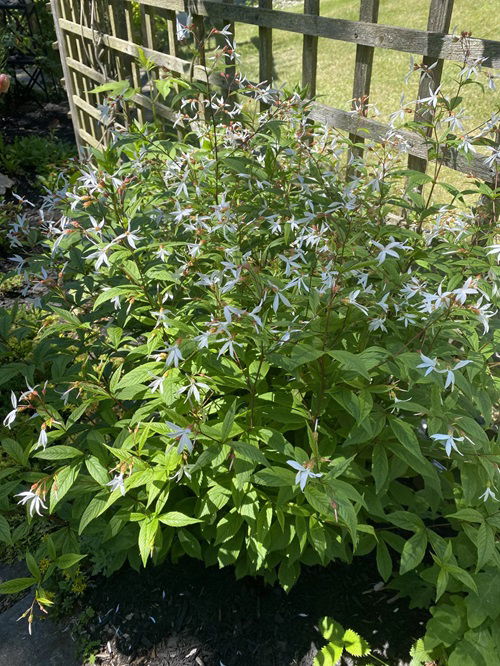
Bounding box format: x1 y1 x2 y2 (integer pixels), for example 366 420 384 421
253 466 295 486
318 616 345 642
56 553 86 569
34 446 83 460
476 522 496 571
50 463 81 512
313 642 343 665
0 577 36 594
342 628 371 656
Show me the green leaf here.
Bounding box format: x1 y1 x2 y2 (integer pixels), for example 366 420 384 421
0 515 12 545
158 512 201 527
388 417 440 494
85 456 109 486
447 565 478 594
376 539 392 581
426 603 464 647
0 577 36 594
436 568 449 601
387 511 424 532
50 463 82 512
214 511 243 545
34 446 83 460
400 530 427 574
476 522 496 571
56 553 86 569
448 639 488 666
232 441 267 465
2 438 27 466
253 466 296 487
114 362 162 391
304 485 334 516
221 399 237 441
313 642 343 666
466 571 500 625
288 344 324 369
372 443 388 494
91 80 132 95
177 529 202 559
78 494 109 534
342 628 371 656
318 616 345 642
25 551 40 580
138 518 159 567
329 350 370 380
447 508 484 523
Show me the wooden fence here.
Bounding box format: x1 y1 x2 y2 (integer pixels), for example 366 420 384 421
49 0 499 182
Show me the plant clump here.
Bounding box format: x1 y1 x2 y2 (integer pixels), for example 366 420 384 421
0 27 499 665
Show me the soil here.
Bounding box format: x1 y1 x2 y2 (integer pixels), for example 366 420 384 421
0 98 76 146
73 555 428 666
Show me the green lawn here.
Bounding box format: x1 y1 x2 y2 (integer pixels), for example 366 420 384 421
233 0 498 128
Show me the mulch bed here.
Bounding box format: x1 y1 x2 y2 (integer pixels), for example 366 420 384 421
74 555 428 666
0 98 76 145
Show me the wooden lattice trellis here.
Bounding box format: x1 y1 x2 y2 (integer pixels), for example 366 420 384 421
49 0 499 183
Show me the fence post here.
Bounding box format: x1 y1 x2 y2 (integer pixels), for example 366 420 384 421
109 0 132 83
49 0 83 152
408 0 454 175
222 0 235 94
348 0 379 164
259 0 273 110
302 0 319 98
124 0 145 123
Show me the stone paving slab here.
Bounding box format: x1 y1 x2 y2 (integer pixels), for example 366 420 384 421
0 562 80 666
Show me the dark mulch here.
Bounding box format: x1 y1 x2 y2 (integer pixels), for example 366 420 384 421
76 555 427 666
0 98 76 146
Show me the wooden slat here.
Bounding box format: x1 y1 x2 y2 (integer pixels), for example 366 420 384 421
124 0 145 123
49 0 82 152
67 57 105 84
141 4 157 50
222 0 236 90
182 0 499 67
68 60 177 123
109 0 133 82
78 127 101 149
73 94 102 121
408 0 454 174
57 0 90 146
192 15 206 68
58 18 218 84
136 0 184 11
164 7 179 58
302 0 319 97
259 0 273 90
309 103 495 181
349 0 379 162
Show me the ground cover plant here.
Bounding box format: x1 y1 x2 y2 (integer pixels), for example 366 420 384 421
0 24 499 665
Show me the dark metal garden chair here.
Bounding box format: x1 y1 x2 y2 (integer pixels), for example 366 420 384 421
0 0 53 97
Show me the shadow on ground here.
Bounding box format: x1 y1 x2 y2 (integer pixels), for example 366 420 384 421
75 555 428 666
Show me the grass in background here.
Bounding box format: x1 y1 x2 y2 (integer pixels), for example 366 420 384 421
228 0 498 199
235 0 498 127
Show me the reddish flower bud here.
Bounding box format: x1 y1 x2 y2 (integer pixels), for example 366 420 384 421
0 74 11 94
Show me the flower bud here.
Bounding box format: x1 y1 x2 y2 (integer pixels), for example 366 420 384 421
0 74 11 94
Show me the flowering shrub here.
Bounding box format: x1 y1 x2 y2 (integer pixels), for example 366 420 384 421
0 27 499 662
